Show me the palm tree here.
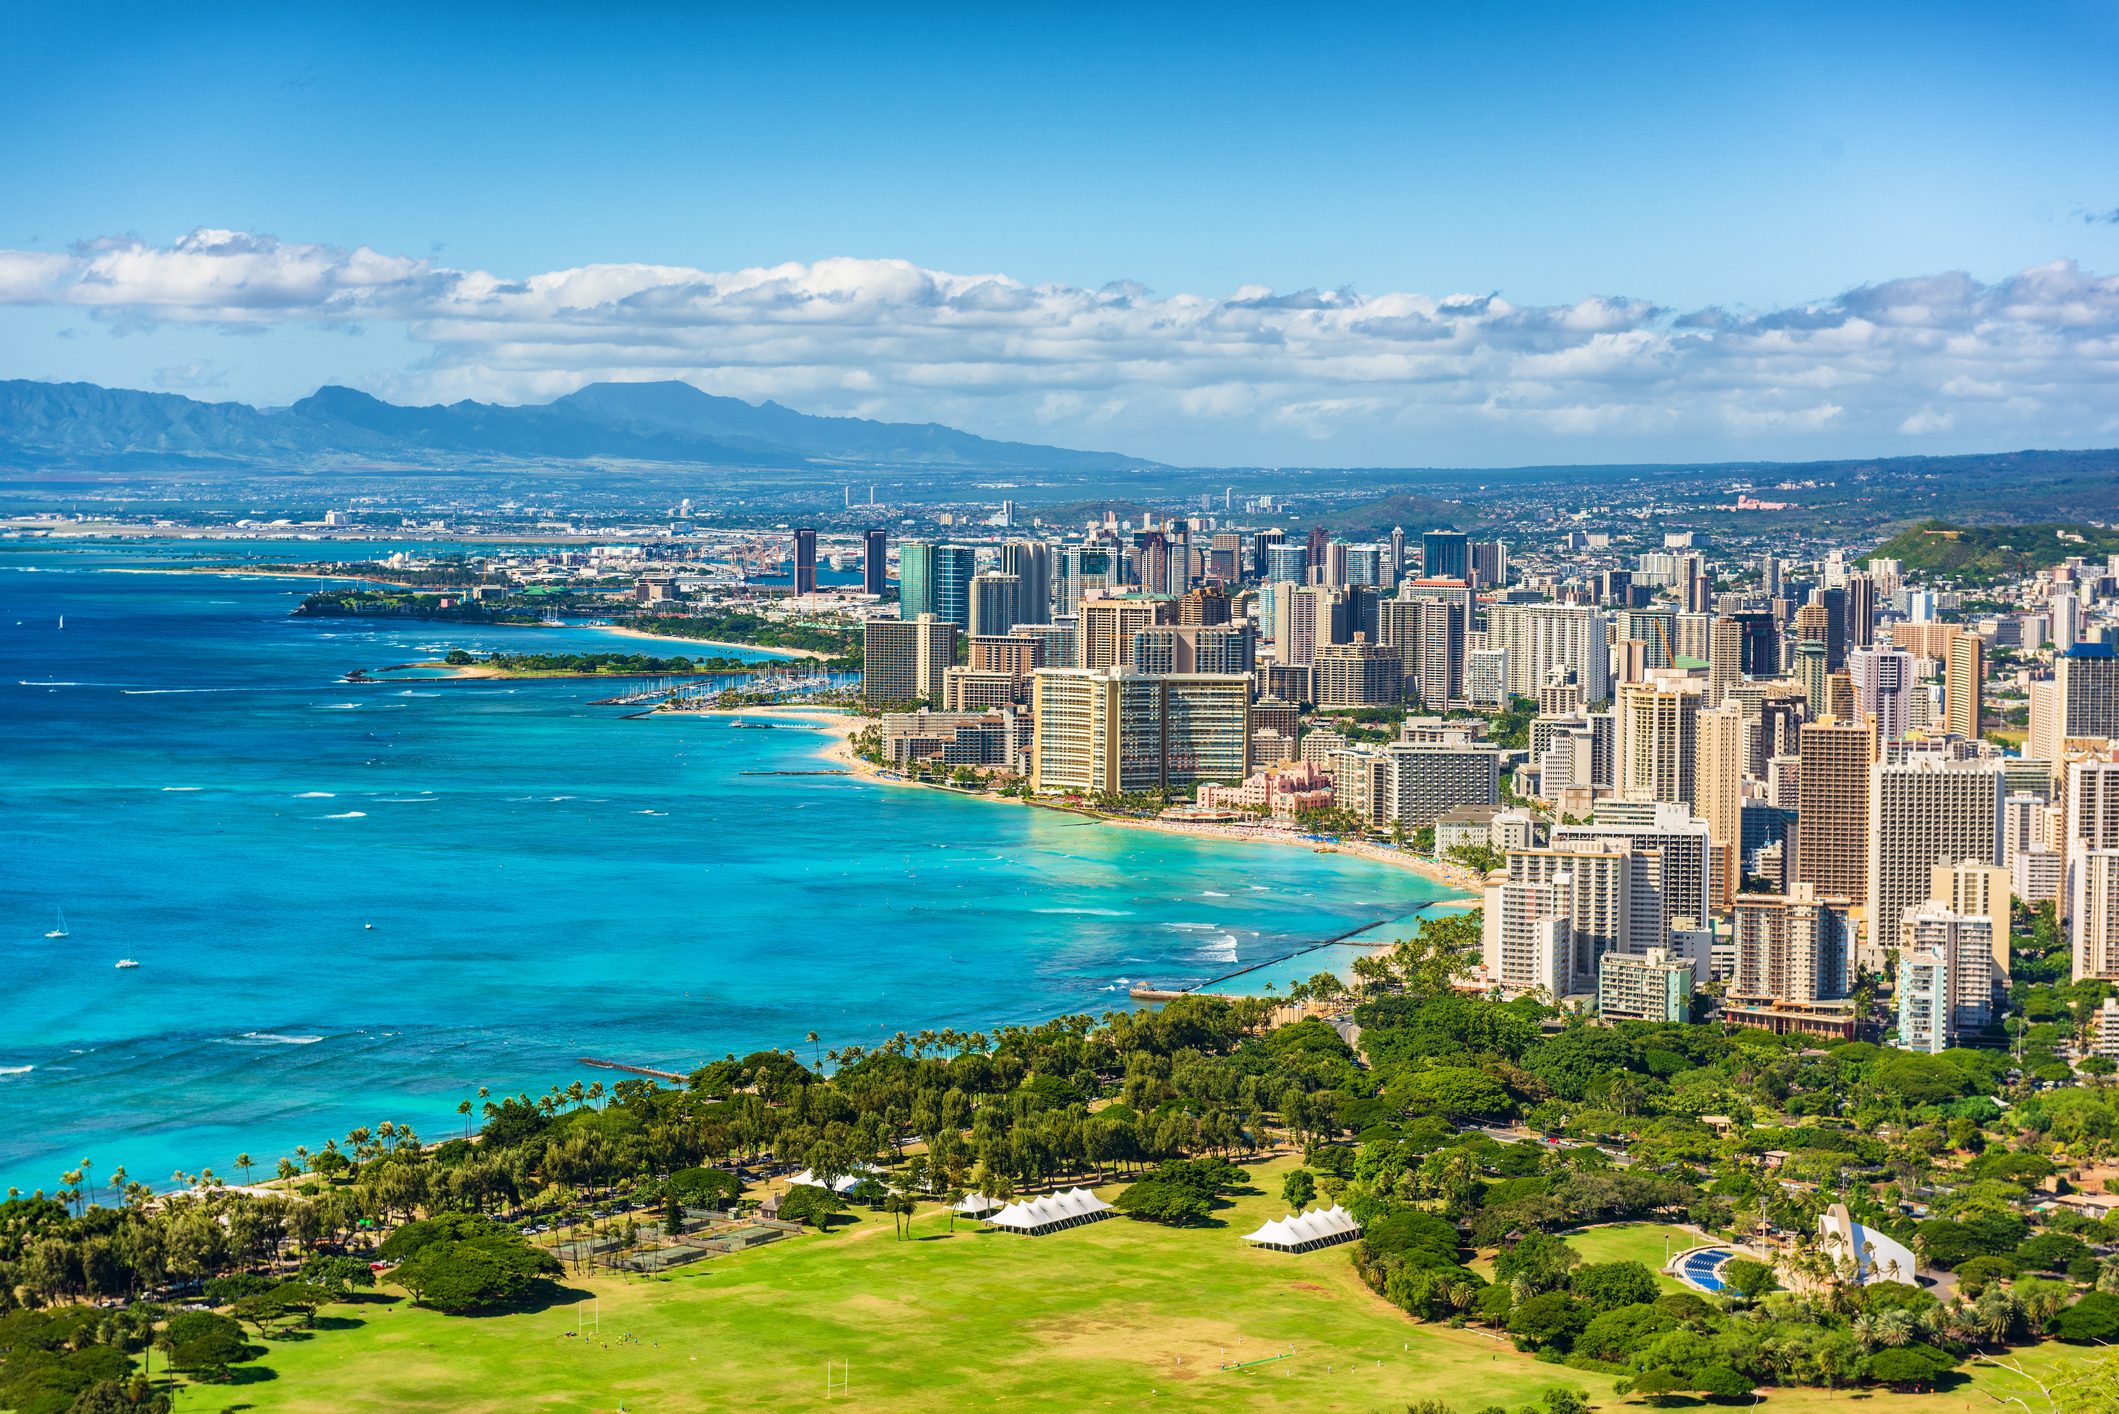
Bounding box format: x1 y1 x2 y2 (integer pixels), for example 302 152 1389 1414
807 1031 822 1070
457 1098 474 1137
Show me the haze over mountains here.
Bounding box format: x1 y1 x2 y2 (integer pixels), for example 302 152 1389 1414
0 379 1160 475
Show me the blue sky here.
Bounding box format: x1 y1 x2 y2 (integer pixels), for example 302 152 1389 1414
3 1 2117 465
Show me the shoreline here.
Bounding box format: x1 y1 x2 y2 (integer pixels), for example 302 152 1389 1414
597 623 829 660
656 701 1483 896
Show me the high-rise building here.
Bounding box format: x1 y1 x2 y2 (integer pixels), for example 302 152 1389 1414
1485 602 1613 704
1010 620 1078 672
1249 528 1285 584
2074 849 2119 981
862 614 957 706
1848 647 1918 741
1421 530 1470 581
1392 580 1473 706
1730 885 1852 1004
1506 839 1662 991
1707 616 1745 706
1178 586 1233 626
900 542 976 628
1795 718 1878 906
1844 571 1877 651
791 527 818 596
1466 647 1510 708
929 544 977 629
2056 643 2119 742
1000 540 1053 625
1481 873 1573 998
968 572 1021 638
1896 902 1995 1050
1795 638 1830 716
1381 743 1502 828
1469 539 1508 589
1867 755 2003 967
1616 679 1701 806
1028 667 1250 795
1696 702 1745 906
1930 860 2011 995
1731 611 1780 677
1387 527 1408 586
1062 544 1119 615
1131 624 1255 676
968 633 1042 696
1344 544 1386 588
1265 543 1309 585
1618 608 1678 672
863 528 889 596
1944 634 1984 741
1080 595 1174 671
1554 801 1718 929
1270 584 1347 669
898 540 936 620
1315 635 1401 708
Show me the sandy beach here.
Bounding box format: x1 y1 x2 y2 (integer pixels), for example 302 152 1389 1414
676 703 1483 895
599 623 832 660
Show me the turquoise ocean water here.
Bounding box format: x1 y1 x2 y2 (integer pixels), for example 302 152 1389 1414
0 544 1459 1192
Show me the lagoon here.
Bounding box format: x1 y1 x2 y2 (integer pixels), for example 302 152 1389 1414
0 545 1460 1191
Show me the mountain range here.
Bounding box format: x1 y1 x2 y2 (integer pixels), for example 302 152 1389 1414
0 379 1159 475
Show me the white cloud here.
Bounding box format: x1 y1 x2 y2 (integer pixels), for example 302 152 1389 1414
5 229 2119 462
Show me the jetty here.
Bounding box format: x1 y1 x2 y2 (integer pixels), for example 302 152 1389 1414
1126 903 1444 1003
578 1057 689 1083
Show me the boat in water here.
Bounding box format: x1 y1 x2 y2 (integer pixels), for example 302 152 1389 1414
44 909 68 939
114 958 139 970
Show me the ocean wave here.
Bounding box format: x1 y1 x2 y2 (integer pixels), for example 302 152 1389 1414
321 811 367 819
376 797 439 803
1201 890 1230 897
292 791 336 798
0 1064 32 1076
19 680 83 686
319 702 361 710
228 1032 324 1046
1163 921 1220 931
1033 907 1132 917
161 786 202 791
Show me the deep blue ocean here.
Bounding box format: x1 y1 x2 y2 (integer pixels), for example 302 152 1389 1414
0 542 1455 1192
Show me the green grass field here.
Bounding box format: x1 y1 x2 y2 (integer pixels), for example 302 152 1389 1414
1563 1223 1704 1293
162 1167 2096 1414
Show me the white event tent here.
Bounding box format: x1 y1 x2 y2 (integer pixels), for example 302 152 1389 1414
1241 1204 1362 1252
951 1192 1001 1216
983 1187 1113 1235
787 1165 880 1195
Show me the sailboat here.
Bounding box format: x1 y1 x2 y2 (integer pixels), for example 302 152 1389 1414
45 909 69 939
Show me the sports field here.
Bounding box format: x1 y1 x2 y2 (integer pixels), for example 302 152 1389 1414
163 1165 2091 1414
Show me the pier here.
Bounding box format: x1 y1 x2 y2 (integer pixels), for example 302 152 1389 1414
578 1057 689 1083
1126 902 1444 1002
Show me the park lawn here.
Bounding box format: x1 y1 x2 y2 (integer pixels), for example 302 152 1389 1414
164 1164 2098 1414
1563 1222 1702 1292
